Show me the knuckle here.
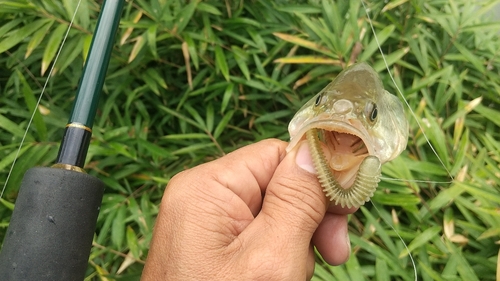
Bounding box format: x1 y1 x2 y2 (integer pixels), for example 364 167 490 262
267 174 326 230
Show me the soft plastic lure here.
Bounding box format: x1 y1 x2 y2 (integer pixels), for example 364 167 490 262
287 63 409 208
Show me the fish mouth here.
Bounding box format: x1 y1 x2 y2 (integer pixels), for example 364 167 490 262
287 119 375 188
287 119 374 156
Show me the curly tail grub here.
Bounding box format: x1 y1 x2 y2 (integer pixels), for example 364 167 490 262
306 128 381 208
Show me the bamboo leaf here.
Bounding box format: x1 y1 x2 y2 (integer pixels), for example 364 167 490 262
184 34 199 70
111 205 127 248
0 19 49 53
62 0 78 22
0 114 33 140
0 144 32 171
0 18 23 38
214 45 230 81
126 226 140 259
453 41 485 73
146 24 158 59
274 56 341 64
359 25 396 62
173 0 198 35
273 32 331 56
128 34 146 63
196 2 222 15
18 71 47 141
25 21 53 58
0 198 15 211
53 35 84 74
206 103 214 133
400 226 441 257
231 45 250 80
214 110 234 139
41 23 67 76
221 83 234 114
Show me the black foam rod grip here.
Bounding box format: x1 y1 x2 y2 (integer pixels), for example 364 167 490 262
0 167 105 281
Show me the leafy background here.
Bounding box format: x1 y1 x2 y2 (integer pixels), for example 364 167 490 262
1 0 499 280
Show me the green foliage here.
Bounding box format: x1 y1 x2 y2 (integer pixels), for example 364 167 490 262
1 0 499 280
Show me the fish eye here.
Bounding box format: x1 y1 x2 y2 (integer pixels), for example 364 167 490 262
366 102 378 122
315 94 322 106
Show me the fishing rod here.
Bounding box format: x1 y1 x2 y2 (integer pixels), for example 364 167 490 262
0 0 124 279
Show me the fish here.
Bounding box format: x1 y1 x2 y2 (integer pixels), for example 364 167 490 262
287 62 409 208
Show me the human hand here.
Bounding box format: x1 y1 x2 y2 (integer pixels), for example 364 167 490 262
142 139 356 280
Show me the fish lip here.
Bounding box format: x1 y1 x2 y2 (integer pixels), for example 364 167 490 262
287 119 374 155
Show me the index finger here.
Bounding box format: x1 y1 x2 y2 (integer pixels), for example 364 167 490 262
186 139 288 215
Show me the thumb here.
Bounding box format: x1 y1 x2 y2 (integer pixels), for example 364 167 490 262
256 140 328 245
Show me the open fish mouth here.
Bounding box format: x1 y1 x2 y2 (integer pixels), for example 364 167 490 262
288 119 381 208
287 119 375 158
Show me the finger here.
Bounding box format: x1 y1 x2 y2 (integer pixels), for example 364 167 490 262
327 204 358 215
201 138 288 215
306 244 316 280
312 213 351 265
170 139 287 217
242 140 328 254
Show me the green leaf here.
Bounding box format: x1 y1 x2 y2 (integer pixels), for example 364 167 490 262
173 0 198 34
206 103 214 133
373 47 410 72
126 226 140 259
254 110 292 124
214 110 234 139
221 83 234 113
0 145 31 171
62 0 78 22
146 24 158 59
171 143 215 155
452 41 485 73
422 109 450 168
196 2 222 15
162 133 210 140
158 105 204 130
372 193 420 207
136 139 175 159
53 34 84 74
0 198 15 211
359 25 396 62
214 45 230 81
146 68 167 89
82 34 92 62
128 33 146 63
111 205 127 248
474 104 500 127
184 104 206 130
231 45 250 80
184 34 199 70
375 258 389 281
0 18 23 39
0 19 50 53
41 23 68 75
401 226 441 257
18 71 47 141
0 114 32 140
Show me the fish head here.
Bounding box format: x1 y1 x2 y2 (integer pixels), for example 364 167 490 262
288 63 408 185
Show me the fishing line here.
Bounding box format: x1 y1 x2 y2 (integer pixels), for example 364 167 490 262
359 1 423 280
369 200 418 281
0 0 83 200
379 176 452 184
360 0 455 184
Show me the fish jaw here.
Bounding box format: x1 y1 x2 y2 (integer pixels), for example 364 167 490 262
288 116 375 155
287 118 377 188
